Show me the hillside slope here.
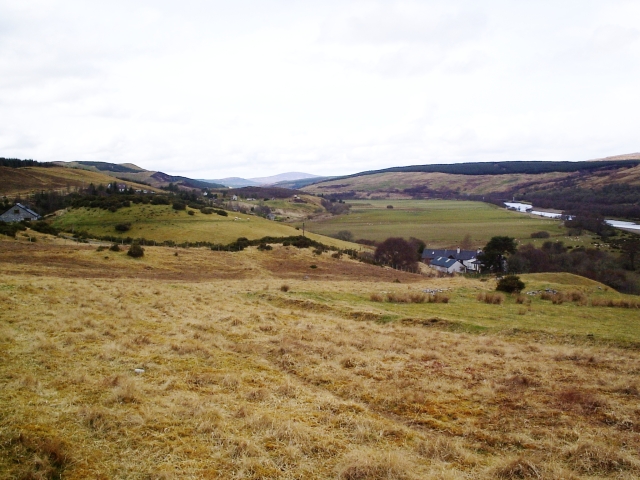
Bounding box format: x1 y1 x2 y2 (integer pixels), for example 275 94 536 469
52 161 225 189
0 166 161 196
51 203 358 249
303 160 640 200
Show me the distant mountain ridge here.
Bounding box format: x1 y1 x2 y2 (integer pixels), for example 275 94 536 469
53 161 225 189
250 172 320 184
201 172 321 188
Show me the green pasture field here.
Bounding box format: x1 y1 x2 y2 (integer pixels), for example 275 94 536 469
301 199 587 248
52 204 356 249
287 273 640 344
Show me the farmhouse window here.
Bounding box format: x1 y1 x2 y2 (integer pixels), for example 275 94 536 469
14 209 19 214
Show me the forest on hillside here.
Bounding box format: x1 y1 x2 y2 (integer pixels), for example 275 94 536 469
339 159 640 178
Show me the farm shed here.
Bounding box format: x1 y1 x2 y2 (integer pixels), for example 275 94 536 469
0 203 41 222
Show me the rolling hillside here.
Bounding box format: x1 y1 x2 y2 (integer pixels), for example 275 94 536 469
302 161 640 198
51 203 359 249
0 166 162 197
52 161 225 189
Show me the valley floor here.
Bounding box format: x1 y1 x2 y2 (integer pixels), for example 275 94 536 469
1 238 639 479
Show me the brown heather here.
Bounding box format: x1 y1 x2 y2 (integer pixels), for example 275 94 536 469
1 237 640 478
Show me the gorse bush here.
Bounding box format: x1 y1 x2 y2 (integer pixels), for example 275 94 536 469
29 221 58 236
530 231 550 238
496 275 525 294
127 243 144 258
0 221 27 237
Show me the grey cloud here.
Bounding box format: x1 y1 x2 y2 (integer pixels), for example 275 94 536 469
324 6 486 47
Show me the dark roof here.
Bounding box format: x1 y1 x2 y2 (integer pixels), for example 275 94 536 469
422 249 479 261
430 257 461 268
16 203 40 218
1 203 41 219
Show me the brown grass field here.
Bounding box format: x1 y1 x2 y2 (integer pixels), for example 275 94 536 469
0 166 161 197
1 235 640 479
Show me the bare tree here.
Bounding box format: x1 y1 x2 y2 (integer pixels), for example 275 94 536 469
374 237 419 271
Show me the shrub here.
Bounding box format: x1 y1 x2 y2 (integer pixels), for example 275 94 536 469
187 210 195 216
280 284 290 292
386 205 393 209
216 209 228 217
127 243 144 258
29 220 58 236
335 230 354 241
530 231 550 238
109 244 121 252
257 243 272 251
172 201 186 210
115 223 131 232
496 275 525 293
0 221 26 237
310 264 317 269
200 207 214 214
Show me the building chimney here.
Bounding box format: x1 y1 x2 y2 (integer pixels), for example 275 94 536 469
457 247 460 254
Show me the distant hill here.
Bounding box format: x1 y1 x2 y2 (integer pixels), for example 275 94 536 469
200 172 321 188
274 176 336 189
52 161 225 189
302 154 640 220
200 177 261 188
249 172 321 185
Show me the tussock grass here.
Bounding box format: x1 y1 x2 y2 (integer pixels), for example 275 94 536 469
2 241 640 478
591 297 640 308
477 291 504 304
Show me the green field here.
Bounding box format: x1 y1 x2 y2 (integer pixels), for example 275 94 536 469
52 204 357 248
301 199 579 248
287 272 640 344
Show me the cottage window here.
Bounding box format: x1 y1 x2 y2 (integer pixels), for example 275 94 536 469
14 209 19 214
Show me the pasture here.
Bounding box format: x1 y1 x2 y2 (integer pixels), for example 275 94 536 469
51 203 356 249
1 236 640 479
301 199 574 247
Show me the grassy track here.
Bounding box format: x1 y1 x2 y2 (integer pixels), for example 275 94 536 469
52 204 357 248
300 199 571 247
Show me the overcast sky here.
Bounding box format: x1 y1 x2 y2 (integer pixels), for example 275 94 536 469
1 1 639 179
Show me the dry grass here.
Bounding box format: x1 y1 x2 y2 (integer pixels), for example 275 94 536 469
1 239 640 478
477 291 504 304
591 297 640 308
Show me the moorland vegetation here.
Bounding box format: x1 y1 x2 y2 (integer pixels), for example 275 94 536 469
1 235 640 479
